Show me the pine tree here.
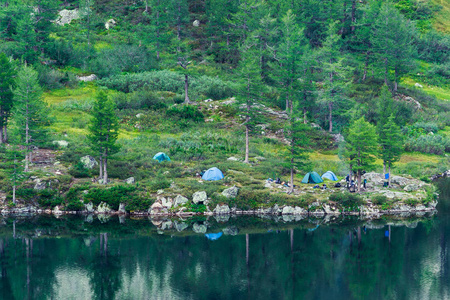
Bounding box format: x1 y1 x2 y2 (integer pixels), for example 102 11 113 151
0 53 15 143
378 114 403 186
371 2 417 91
13 64 47 172
275 10 305 113
376 84 395 173
88 92 120 184
285 119 311 193
344 117 378 192
1 144 25 204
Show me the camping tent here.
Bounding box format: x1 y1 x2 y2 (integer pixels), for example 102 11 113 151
202 167 224 181
321 171 338 181
153 152 171 162
301 172 323 184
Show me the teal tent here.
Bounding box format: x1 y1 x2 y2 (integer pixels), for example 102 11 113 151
301 172 323 184
321 171 338 181
153 152 171 162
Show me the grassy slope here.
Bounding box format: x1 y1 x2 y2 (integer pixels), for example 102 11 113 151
432 0 450 33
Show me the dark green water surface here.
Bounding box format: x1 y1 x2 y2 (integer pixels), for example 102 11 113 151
1 179 449 300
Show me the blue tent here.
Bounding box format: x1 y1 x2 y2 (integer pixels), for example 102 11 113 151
301 172 323 184
202 167 224 181
153 152 170 163
205 232 223 241
321 171 338 181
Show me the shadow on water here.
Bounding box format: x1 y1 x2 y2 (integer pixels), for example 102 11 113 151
0 179 448 300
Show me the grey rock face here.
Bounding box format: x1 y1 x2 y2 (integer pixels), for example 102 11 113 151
97 202 112 214
161 197 173 209
174 195 189 207
52 140 69 148
125 177 135 184
223 226 239 236
282 206 295 215
118 203 126 214
80 155 98 169
222 186 239 198
403 184 418 192
34 180 47 190
192 191 207 204
193 223 207 234
213 204 231 215
85 202 94 213
294 207 307 214
55 9 80 25
105 19 116 29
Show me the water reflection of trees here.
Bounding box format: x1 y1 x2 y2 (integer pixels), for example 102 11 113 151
0 178 448 300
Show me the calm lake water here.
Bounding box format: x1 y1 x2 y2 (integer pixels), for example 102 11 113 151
1 179 449 300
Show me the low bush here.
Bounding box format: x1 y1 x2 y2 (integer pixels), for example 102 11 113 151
371 195 388 205
404 134 450 155
329 193 364 210
166 105 204 123
84 185 139 210
69 162 90 178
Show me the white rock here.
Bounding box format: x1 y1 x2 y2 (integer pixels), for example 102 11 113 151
77 74 98 82
125 177 135 184
118 203 126 214
192 191 207 204
52 140 69 148
97 202 112 214
80 155 98 169
55 9 80 26
193 20 200 27
213 204 230 215
161 197 173 209
282 206 295 215
415 83 423 88
174 195 189 207
105 19 116 29
222 186 239 198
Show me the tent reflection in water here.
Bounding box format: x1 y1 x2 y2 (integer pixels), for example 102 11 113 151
321 171 338 181
301 171 323 184
153 152 171 163
202 167 224 181
205 232 223 241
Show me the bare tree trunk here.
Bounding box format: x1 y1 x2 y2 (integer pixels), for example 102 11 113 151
99 154 103 182
177 1 181 41
244 123 249 163
0 127 3 144
388 164 391 187
363 53 368 81
12 182 16 204
103 154 108 185
348 163 352 189
394 68 398 92
286 92 289 113
384 57 388 85
184 74 190 104
290 161 294 194
351 0 356 32
328 102 333 133
25 104 29 172
3 125 7 143
156 0 160 60
357 170 362 193
383 162 386 175
303 107 307 124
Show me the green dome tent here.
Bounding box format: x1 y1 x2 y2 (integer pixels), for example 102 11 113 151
153 152 171 163
301 172 323 184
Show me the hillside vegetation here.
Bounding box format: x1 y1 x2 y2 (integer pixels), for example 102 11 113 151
0 0 449 212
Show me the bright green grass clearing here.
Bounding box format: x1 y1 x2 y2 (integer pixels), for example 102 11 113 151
432 0 450 33
401 77 450 101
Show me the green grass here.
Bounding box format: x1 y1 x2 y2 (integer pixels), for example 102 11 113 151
432 0 450 33
401 77 450 102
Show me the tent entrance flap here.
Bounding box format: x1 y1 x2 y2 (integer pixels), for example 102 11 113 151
301 172 323 184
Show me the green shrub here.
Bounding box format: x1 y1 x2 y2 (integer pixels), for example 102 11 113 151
404 134 450 155
69 162 90 178
329 193 364 210
404 198 419 206
166 105 204 123
125 197 153 212
371 195 388 205
147 178 171 192
188 203 207 213
84 185 139 210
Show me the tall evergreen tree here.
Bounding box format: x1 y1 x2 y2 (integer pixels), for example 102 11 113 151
88 92 120 184
1 145 25 204
0 53 15 143
378 114 403 186
371 2 417 91
13 64 47 171
344 117 378 192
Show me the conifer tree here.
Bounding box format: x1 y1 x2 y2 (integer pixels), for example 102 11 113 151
88 92 120 184
1 145 25 204
378 114 403 186
344 117 378 192
285 119 311 194
13 64 47 172
0 53 15 143
371 2 417 91
376 84 395 173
